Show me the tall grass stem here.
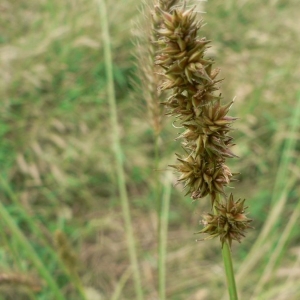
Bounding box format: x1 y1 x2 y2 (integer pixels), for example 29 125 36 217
98 0 144 299
154 135 161 214
158 173 172 300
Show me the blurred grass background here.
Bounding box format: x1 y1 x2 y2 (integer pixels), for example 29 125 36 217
1 0 300 299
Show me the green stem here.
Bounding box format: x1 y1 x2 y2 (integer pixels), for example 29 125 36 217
0 201 66 300
158 174 172 300
154 134 161 215
153 133 164 299
98 1 144 299
222 241 238 300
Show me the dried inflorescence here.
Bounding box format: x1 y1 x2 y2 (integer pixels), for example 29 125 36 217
170 152 234 201
196 194 252 247
134 1 163 136
153 1 251 246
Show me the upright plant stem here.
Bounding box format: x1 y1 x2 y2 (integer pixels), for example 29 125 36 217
98 1 144 299
153 133 165 299
158 173 172 300
222 241 238 300
154 134 163 296
154 134 161 215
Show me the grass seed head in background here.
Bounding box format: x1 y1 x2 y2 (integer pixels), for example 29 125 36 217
0 273 41 293
134 0 181 137
153 1 251 246
54 230 78 274
134 1 163 136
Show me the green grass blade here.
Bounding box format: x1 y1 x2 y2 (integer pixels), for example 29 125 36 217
0 174 88 300
237 92 300 283
0 200 66 300
251 178 300 298
111 267 132 300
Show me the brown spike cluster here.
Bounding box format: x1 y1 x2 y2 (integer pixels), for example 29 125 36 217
169 152 233 201
153 2 251 246
196 194 252 247
153 4 236 204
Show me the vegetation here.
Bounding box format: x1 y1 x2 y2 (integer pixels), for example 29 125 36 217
0 0 300 299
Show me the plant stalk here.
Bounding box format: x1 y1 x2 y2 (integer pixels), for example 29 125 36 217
222 241 238 300
98 0 144 299
154 134 163 298
158 173 172 300
154 134 161 215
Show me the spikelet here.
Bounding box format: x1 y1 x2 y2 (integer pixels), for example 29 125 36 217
196 194 252 247
153 1 251 246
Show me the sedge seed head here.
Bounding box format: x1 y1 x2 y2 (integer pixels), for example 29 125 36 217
196 194 252 247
